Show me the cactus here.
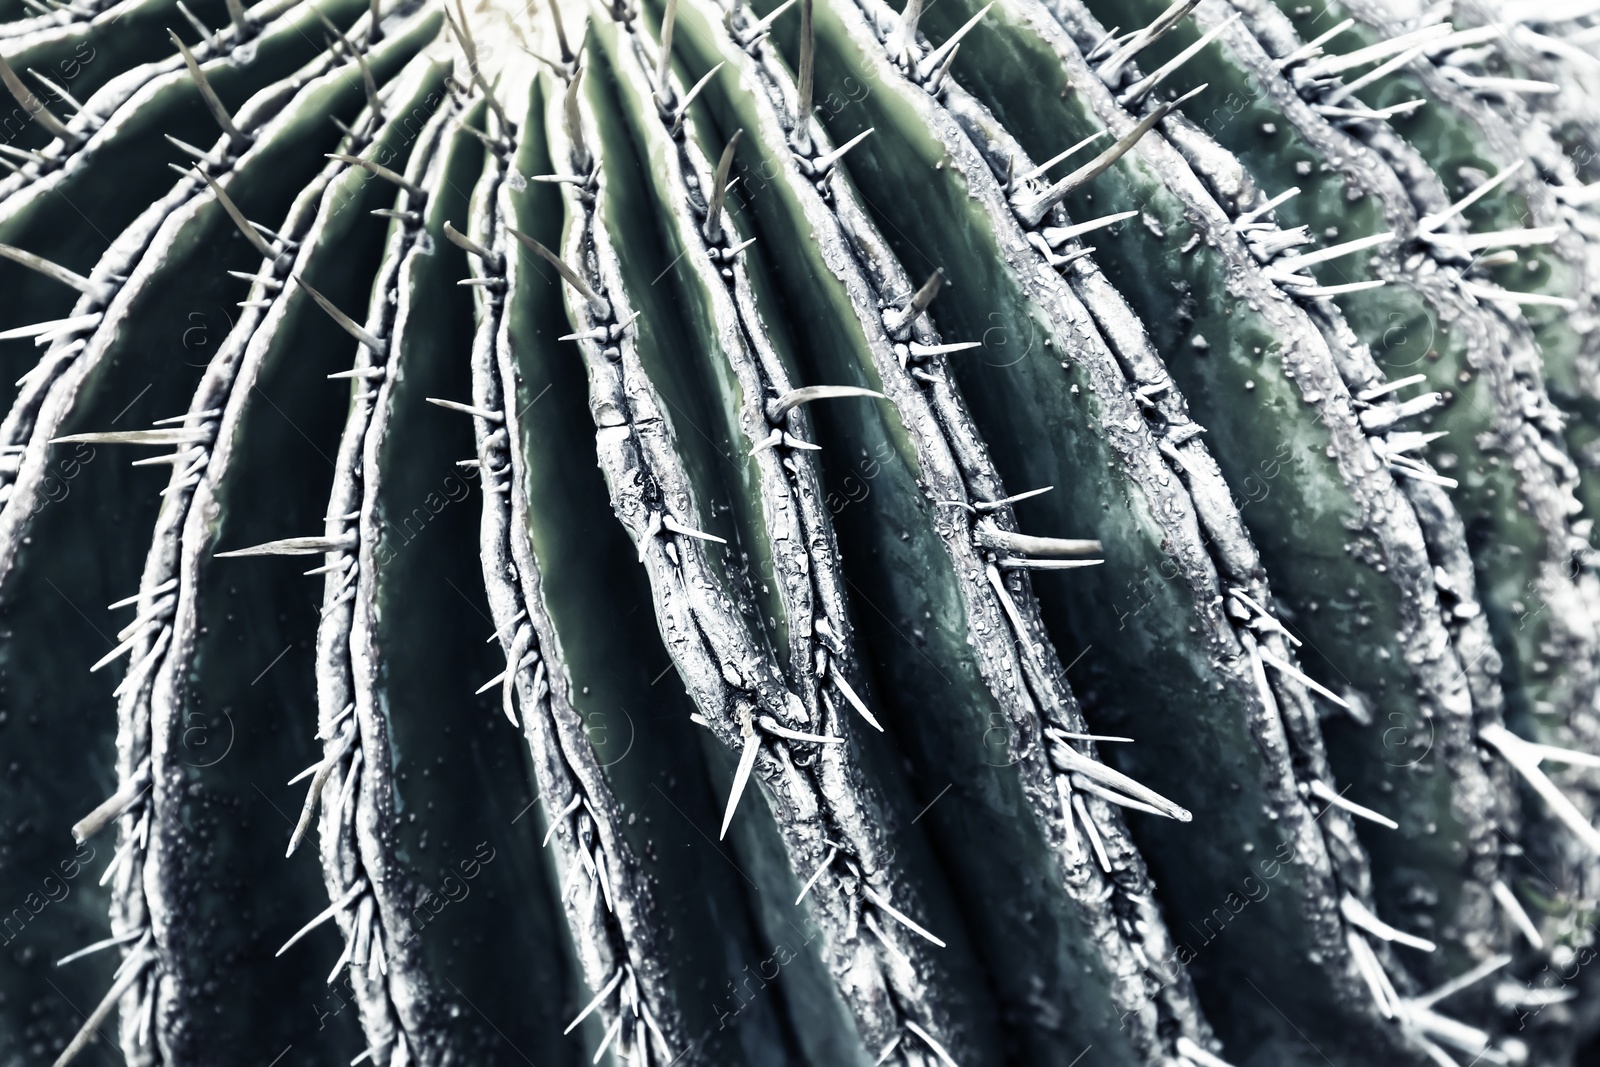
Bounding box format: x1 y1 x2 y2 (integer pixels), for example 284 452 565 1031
6 0 1600 1064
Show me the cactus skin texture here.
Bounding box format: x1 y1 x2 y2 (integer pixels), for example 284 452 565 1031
7 0 1600 1064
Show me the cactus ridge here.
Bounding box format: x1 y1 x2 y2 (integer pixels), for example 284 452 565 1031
810 0 1425 1056
463 61 687 1065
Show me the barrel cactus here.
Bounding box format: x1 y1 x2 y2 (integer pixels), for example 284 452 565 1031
5 0 1600 1063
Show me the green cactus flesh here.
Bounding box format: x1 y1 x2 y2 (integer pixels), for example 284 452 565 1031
7 0 1600 1065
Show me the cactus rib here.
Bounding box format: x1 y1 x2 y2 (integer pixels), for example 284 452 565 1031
302 64 455 1065
668 0 1232 1060
812 0 1512 1055
459 51 688 1065
45 18 442 1064
548 21 963 1056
